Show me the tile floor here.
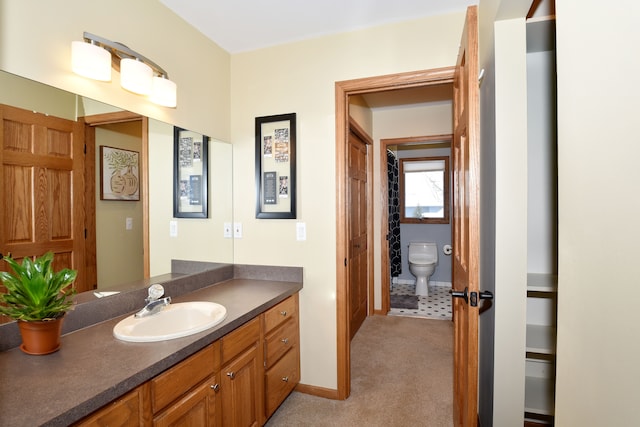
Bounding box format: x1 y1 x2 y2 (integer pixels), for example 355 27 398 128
389 281 452 320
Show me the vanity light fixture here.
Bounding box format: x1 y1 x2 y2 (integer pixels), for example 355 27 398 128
71 32 177 107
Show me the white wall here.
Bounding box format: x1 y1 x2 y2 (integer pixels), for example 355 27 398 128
231 13 466 390
555 0 640 424
527 50 557 275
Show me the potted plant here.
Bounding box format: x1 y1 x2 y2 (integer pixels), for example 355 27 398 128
0 252 77 355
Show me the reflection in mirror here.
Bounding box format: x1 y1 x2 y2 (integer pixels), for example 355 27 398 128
400 156 450 224
0 70 233 302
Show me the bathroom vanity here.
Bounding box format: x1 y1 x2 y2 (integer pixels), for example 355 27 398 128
0 264 302 427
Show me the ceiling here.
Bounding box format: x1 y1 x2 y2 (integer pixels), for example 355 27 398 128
159 0 478 54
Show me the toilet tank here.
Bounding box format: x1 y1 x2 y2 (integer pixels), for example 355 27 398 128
408 242 438 264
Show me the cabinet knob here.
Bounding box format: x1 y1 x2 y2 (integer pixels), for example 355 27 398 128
210 383 220 392
280 310 287 316
282 376 289 382
226 372 235 380
281 338 289 344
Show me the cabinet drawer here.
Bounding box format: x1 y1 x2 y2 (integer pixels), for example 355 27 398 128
265 346 299 417
221 317 260 365
265 317 298 368
151 343 218 414
75 386 146 427
264 295 297 332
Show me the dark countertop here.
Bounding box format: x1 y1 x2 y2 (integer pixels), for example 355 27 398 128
0 277 302 427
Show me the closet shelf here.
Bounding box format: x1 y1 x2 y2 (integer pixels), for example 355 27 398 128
527 273 557 292
526 324 556 354
525 376 555 415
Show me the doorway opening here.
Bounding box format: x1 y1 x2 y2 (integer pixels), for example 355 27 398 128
335 66 455 399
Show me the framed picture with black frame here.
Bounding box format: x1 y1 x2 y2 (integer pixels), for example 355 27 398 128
255 113 296 219
173 127 209 218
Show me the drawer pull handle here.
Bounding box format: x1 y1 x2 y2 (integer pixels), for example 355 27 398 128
282 376 289 382
227 372 235 380
280 310 287 316
210 383 220 392
281 338 289 344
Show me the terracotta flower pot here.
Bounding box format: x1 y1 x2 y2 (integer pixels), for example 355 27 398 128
17 317 64 355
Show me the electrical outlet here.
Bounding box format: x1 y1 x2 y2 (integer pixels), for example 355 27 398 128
125 217 133 230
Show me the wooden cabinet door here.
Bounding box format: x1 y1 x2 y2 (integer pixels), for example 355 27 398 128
221 344 261 427
153 374 220 427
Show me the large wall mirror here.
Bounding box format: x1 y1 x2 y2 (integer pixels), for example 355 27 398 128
0 70 233 300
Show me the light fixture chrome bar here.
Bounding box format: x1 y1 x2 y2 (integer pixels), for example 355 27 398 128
82 32 170 79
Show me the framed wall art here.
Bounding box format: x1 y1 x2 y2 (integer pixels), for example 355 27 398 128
173 127 209 218
100 146 140 201
255 113 296 219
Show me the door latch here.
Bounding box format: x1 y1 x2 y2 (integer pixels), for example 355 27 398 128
451 287 493 307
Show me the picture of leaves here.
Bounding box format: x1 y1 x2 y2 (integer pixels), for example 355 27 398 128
101 146 140 201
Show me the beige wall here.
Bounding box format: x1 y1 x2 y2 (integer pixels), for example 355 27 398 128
95 122 144 289
555 0 640 425
0 0 231 140
492 17 529 425
230 12 465 390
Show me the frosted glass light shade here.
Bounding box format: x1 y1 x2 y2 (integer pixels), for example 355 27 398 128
71 41 111 81
120 58 153 95
150 76 177 107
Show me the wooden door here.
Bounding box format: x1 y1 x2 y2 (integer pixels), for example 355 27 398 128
348 129 368 339
452 6 481 426
0 104 87 292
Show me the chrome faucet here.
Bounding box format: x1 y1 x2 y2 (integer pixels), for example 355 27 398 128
135 284 171 318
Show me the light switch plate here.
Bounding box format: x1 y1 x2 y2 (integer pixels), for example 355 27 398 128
169 220 178 237
234 222 242 238
296 222 306 241
224 222 232 238
125 217 133 230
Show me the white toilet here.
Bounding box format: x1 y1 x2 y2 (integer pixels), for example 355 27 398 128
408 242 438 296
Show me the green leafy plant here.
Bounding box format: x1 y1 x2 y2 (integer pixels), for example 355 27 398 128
0 252 77 321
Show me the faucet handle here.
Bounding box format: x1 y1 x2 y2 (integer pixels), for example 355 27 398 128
147 284 165 302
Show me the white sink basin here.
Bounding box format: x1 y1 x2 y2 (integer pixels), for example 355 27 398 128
113 301 227 342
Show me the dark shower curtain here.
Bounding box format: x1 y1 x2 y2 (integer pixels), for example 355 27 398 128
387 149 402 277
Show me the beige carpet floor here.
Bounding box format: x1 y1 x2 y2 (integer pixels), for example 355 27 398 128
265 315 454 426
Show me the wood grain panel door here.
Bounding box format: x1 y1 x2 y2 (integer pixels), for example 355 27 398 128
0 104 86 292
348 129 368 340
452 6 481 426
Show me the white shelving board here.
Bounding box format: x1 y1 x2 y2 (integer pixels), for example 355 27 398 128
527 273 557 292
525 376 555 415
526 324 556 354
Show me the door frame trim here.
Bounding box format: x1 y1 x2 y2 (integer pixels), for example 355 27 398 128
335 66 455 399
